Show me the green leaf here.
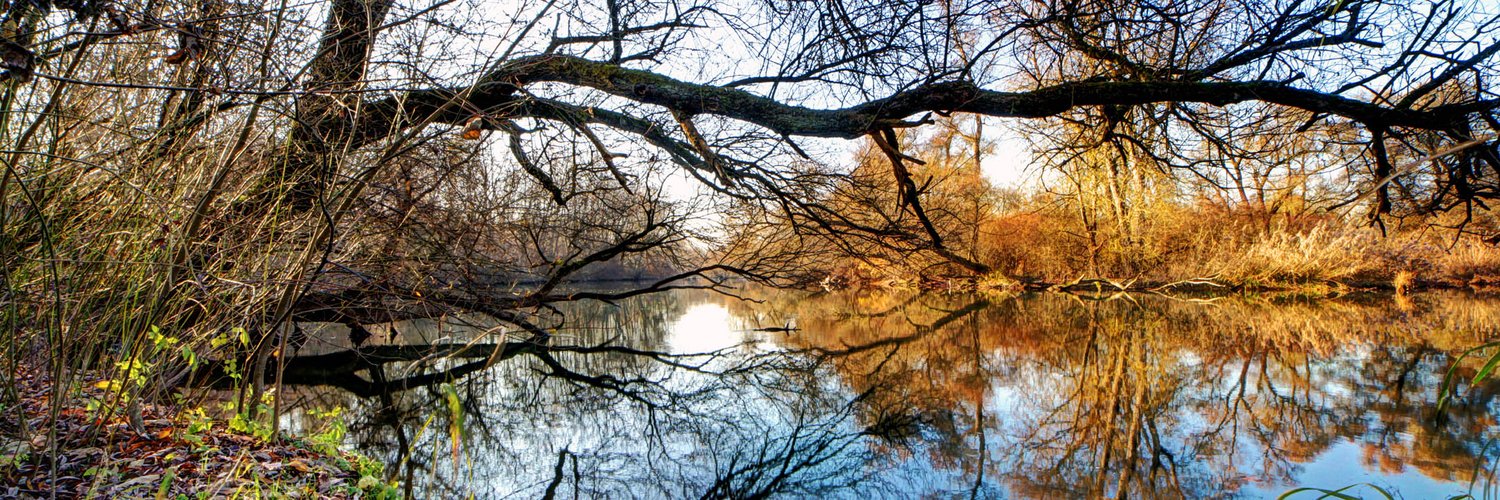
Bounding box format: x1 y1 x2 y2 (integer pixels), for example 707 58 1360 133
180 345 197 370
155 467 176 500
1439 341 1500 412
1471 347 1500 385
1278 483 1394 500
440 382 465 471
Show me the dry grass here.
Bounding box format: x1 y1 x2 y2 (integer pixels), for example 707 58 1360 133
1212 228 1383 285
834 197 1500 291
1432 239 1500 284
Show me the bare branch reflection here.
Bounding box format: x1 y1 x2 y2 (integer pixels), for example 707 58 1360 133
191 289 1500 498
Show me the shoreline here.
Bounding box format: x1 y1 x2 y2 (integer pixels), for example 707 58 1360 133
0 365 397 498
819 274 1500 295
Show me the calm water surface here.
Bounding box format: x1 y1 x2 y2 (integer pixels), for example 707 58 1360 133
255 289 1500 498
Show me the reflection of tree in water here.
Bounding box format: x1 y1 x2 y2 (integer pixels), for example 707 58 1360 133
214 289 922 498
269 291 698 496
768 291 1500 498
1350 345 1500 483
193 290 1500 498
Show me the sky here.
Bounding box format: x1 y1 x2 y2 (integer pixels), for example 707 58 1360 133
451 0 1047 202
977 122 1037 189
404 0 1500 208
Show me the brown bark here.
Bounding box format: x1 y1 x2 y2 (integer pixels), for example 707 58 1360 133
253 0 395 210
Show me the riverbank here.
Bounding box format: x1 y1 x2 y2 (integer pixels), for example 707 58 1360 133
0 365 397 498
821 270 1500 295
795 208 1500 296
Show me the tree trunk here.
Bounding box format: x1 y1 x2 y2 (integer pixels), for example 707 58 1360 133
251 0 394 212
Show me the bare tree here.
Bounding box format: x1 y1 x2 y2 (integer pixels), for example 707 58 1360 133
3 0 1500 425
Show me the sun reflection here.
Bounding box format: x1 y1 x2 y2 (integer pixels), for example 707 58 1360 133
255 289 1500 498
668 303 743 353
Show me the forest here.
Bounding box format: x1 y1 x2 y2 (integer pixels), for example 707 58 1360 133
1 0 1499 497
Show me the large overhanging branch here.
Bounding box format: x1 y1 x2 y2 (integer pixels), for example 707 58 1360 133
337 54 1499 260
377 54 1484 140
217 10 1499 277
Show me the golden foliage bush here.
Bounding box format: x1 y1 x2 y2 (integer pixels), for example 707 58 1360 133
824 189 1500 290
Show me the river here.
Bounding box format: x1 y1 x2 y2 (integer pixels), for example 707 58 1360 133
241 289 1500 498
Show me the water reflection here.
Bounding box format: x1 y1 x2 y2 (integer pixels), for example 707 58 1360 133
202 290 1500 498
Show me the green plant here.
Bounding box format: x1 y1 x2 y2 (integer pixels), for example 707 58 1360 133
227 391 278 442
1280 482 1477 500
1438 341 1500 412
154 467 176 500
351 454 402 500
179 407 215 450
1278 483 1393 499
307 407 347 455
440 382 466 470
0 437 28 472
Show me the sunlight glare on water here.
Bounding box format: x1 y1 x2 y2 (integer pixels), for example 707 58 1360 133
667 302 743 353
256 289 1500 499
